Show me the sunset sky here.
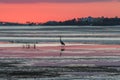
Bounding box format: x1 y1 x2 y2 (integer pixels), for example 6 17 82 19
0 0 120 23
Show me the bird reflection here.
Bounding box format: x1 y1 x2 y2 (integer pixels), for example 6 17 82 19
60 46 65 56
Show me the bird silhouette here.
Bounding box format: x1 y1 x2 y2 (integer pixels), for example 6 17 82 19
60 36 65 46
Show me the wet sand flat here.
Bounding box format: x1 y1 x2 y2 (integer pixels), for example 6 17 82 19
0 26 120 79
0 43 120 80
0 43 120 58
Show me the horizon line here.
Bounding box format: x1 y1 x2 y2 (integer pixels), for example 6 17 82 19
0 16 119 24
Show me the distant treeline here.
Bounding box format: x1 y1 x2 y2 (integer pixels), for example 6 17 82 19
0 16 120 26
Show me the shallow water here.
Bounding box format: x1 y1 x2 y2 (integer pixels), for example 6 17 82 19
0 26 120 44
0 56 120 80
0 26 120 80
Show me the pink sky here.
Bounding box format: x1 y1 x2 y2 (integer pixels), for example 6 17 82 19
0 0 120 23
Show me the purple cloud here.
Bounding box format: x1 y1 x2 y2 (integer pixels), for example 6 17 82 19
0 0 116 3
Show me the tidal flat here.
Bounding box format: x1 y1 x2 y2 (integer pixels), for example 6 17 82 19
0 26 120 80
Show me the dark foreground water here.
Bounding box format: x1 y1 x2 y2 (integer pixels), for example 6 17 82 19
0 56 120 80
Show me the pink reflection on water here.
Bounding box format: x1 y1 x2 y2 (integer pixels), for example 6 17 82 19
0 44 120 58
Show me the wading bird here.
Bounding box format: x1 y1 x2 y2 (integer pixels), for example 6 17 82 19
60 36 65 46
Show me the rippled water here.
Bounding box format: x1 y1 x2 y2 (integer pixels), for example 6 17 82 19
0 26 120 80
0 26 120 44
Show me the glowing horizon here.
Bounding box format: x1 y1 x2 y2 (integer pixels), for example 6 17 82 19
0 0 120 23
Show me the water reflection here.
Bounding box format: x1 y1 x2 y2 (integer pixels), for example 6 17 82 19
60 46 65 56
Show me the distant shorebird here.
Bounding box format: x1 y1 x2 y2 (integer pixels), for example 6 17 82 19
60 36 65 46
